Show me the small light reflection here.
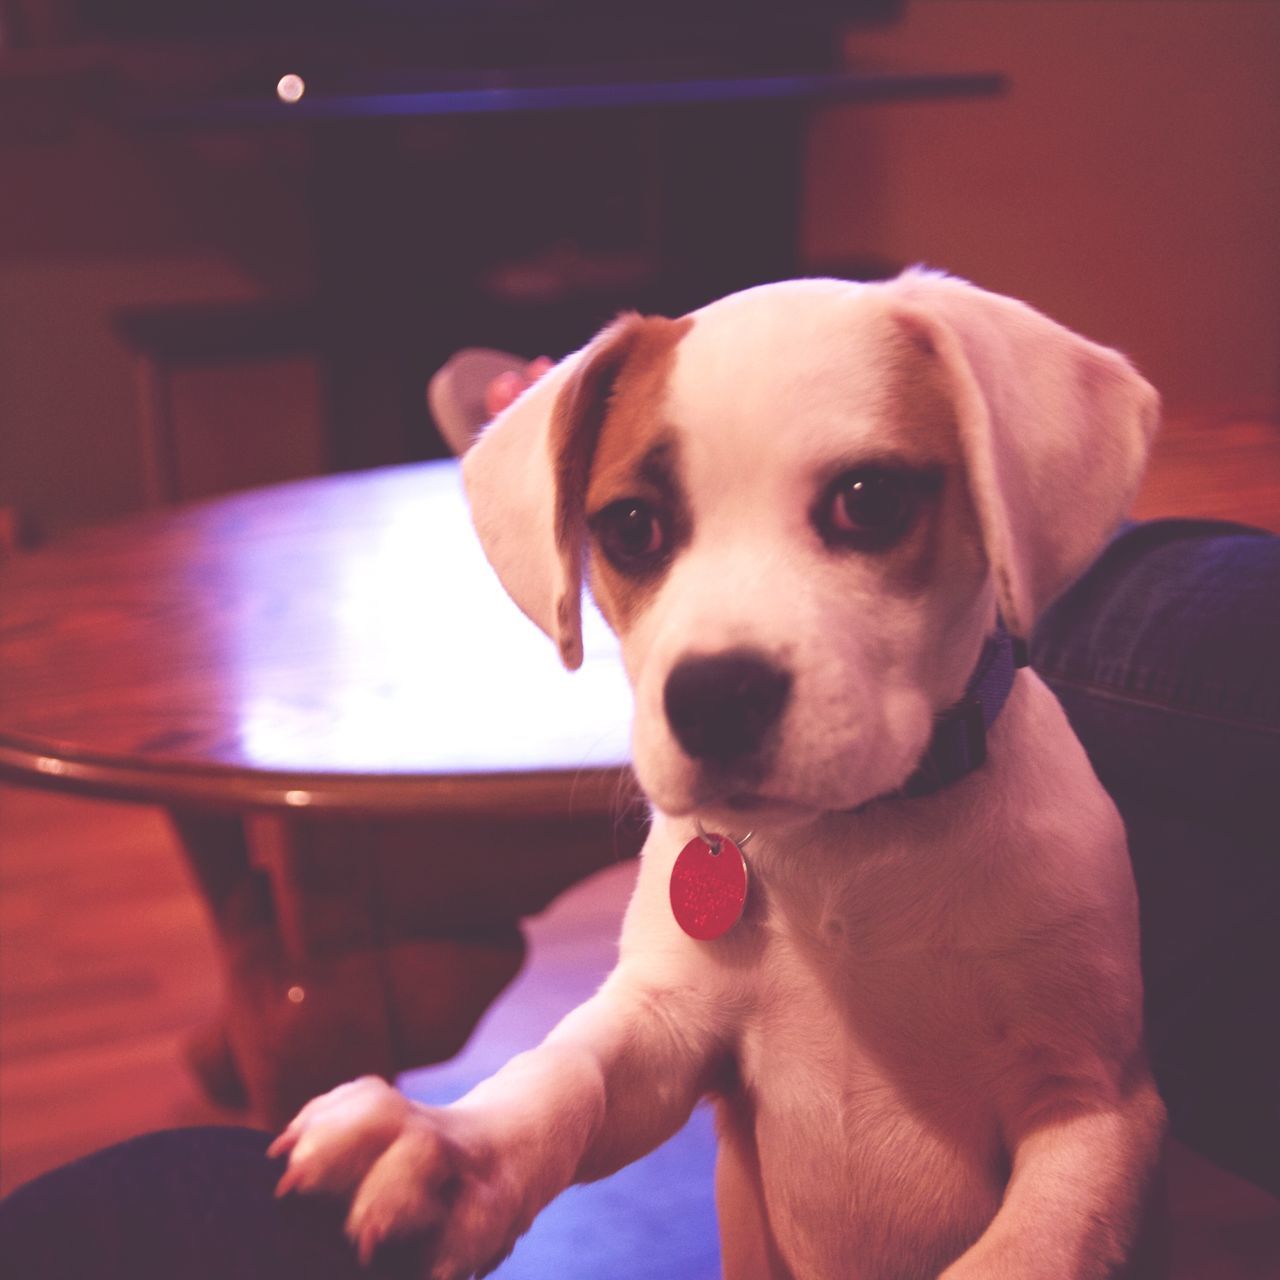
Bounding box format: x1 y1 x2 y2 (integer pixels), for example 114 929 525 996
286 985 306 1004
276 74 306 105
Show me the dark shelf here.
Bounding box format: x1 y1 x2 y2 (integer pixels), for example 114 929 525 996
134 67 1005 129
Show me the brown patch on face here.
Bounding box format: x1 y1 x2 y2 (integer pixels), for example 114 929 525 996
549 313 646 558
584 314 693 633
885 321 962 468
543 313 653 666
586 316 693 507
878 320 983 596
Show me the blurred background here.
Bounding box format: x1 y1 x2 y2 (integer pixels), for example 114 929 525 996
1 2 1277 1274
1 0 1275 540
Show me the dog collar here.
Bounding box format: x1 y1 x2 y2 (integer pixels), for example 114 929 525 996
899 621 1029 799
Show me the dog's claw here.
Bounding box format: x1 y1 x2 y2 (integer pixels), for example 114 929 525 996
266 1130 295 1161
352 1220 383 1268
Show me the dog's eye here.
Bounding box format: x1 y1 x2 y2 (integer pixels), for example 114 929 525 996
590 499 668 573
816 467 921 551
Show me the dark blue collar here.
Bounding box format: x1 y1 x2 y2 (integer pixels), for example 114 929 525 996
899 621 1029 799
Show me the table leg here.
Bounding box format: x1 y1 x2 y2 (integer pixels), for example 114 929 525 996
183 1019 248 1110
169 808 643 1127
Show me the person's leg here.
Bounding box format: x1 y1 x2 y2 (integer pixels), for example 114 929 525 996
1031 518 1280 1195
0 1126 417 1279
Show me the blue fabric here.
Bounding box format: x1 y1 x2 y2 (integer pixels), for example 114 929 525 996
1033 519 1279 807
1032 518 1280 1194
0 1120 719 1280
0 1127 406 1279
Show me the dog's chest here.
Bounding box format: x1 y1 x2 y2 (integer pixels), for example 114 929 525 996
727 931 1009 1278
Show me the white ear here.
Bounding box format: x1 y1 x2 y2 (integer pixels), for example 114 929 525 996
888 273 1161 637
461 315 643 670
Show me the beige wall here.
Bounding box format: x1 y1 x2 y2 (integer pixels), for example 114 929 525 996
805 0 1280 415
0 257 268 530
0 114 309 537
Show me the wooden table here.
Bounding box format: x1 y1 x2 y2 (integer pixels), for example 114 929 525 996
0 462 644 1123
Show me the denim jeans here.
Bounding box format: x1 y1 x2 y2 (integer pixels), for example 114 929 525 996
1032 518 1280 1195
0 1127 381 1279
3 519 1277 1273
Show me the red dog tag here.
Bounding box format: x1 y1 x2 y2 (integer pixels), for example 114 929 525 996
670 833 749 940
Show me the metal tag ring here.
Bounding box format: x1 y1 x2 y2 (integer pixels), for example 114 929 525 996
695 818 754 854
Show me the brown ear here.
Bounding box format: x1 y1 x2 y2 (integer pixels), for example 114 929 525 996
462 314 645 669
887 273 1161 637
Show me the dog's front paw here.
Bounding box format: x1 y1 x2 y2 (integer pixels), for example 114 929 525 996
271 1076 531 1279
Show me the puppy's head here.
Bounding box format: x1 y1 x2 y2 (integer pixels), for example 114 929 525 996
463 273 1159 823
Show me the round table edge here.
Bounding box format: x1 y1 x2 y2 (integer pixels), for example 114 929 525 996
0 735 636 819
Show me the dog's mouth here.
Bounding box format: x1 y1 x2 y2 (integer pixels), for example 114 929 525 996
657 755 887 827
683 786 813 828
725 791 784 813
645 744 824 824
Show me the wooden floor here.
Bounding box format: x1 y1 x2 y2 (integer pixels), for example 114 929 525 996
1 406 1278 1272
0 793 227 1192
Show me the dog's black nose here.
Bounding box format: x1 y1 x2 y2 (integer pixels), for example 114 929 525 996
663 651 792 762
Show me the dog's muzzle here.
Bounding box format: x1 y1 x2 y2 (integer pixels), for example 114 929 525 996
663 650 792 763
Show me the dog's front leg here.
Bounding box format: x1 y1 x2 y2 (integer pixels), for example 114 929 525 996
273 964 721 1279
939 1072 1167 1280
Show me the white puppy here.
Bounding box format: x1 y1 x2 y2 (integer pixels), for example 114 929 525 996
272 272 1167 1280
